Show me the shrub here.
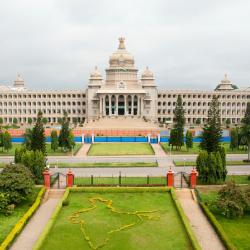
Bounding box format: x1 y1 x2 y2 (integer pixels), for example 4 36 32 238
0 192 10 215
216 181 250 218
62 198 69 206
0 164 34 206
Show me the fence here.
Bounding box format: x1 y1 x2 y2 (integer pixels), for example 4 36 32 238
74 175 167 187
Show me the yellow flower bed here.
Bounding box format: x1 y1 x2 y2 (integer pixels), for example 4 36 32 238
0 187 45 250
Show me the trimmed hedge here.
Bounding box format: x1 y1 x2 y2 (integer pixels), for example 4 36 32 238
0 187 45 250
199 202 237 250
33 188 69 250
170 189 201 250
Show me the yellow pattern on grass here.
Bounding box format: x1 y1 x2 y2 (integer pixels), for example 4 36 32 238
69 196 162 250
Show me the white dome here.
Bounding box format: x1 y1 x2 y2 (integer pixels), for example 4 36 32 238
142 67 154 78
109 38 134 68
90 66 102 78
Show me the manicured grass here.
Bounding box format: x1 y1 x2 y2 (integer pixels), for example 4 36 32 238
174 160 250 166
74 176 166 186
50 161 158 168
87 143 154 156
40 191 192 250
0 143 81 156
198 188 250 250
161 142 247 155
197 175 250 185
0 187 41 244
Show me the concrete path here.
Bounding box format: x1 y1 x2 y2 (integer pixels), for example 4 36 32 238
175 189 225 250
75 144 90 157
10 189 64 250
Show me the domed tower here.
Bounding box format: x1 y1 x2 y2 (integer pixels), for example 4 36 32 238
13 74 25 88
88 66 103 87
105 37 139 88
215 74 237 91
141 67 155 87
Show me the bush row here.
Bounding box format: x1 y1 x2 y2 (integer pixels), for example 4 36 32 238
0 187 45 250
33 188 70 250
199 202 237 250
170 189 201 250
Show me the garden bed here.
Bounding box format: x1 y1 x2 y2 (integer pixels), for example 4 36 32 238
196 186 250 250
35 187 199 250
87 143 155 156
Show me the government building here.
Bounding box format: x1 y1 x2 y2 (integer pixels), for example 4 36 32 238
0 38 249 126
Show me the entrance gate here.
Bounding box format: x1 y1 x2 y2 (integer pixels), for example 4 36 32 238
174 172 190 188
50 172 66 189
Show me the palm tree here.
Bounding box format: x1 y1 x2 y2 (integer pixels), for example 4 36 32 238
241 103 250 161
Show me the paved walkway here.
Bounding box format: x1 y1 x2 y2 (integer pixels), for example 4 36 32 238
175 189 225 250
75 144 90 157
10 189 64 250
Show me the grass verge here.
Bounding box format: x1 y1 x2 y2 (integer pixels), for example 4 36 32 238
49 161 158 168
174 160 250 166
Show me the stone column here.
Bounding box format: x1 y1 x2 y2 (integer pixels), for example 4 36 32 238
116 95 118 116
103 97 105 116
99 97 102 118
131 95 134 116
141 98 144 117
124 95 127 115
138 97 140 117
109 95 111 116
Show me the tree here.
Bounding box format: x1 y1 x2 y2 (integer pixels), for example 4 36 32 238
42 117 48 125
13 118 18 125
68 131 75 150
73 117 78 127
169 129 178 149
173 95 185 149
196 118 201 125
240 102 250 161
0 164 34 205
23 128 32 150
230 128 238 150
225 118 231 126
28 117 33 125
31 111 46 154
59 112 71 150
2 131 12 152
200 96 222 153
0 132 3 151
51 130 58 152
216 181 250 218
0 117 3 126
186 130 193 151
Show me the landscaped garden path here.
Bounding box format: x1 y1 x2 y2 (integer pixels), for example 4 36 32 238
176 189 225 250
10 189 64 250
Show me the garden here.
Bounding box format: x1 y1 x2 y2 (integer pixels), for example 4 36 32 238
197 183 250 250
87 143 155 156
36 188 197 250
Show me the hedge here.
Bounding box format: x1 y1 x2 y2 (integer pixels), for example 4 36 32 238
0 187 45 250
170 189 201 250
33 188 70 250
199 202 237 250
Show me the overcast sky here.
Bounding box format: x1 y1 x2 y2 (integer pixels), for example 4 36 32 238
0 0 250 90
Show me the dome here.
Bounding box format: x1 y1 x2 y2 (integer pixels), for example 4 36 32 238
89 66 102 79
13 74 25 88
141 66 154 78
215 74 236 91
109 37 134 68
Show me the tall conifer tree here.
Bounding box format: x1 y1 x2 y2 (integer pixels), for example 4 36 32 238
241 102 250 161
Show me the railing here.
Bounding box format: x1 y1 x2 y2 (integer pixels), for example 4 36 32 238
74 175 167 187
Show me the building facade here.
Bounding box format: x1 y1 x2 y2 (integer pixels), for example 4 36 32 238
0 38 249 125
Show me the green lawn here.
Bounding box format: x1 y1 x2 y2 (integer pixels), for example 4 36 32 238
197 175 250 185
74 176 166 186
87 143 154 156
49 161 158 168
40 191 192 250
161 142 247 155
0 187 41 244
0 143 81 156
174 160 250 166
198 187 250 250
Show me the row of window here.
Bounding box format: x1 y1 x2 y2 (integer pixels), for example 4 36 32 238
157 94 250 99
157 109 245 115
0 101 86 106
158 101 248 107
0 93 86 99
0 109 86 115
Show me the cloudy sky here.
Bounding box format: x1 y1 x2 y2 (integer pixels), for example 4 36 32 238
0 0 250 90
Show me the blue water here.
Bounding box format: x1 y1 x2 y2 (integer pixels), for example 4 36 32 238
11 136 231 144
